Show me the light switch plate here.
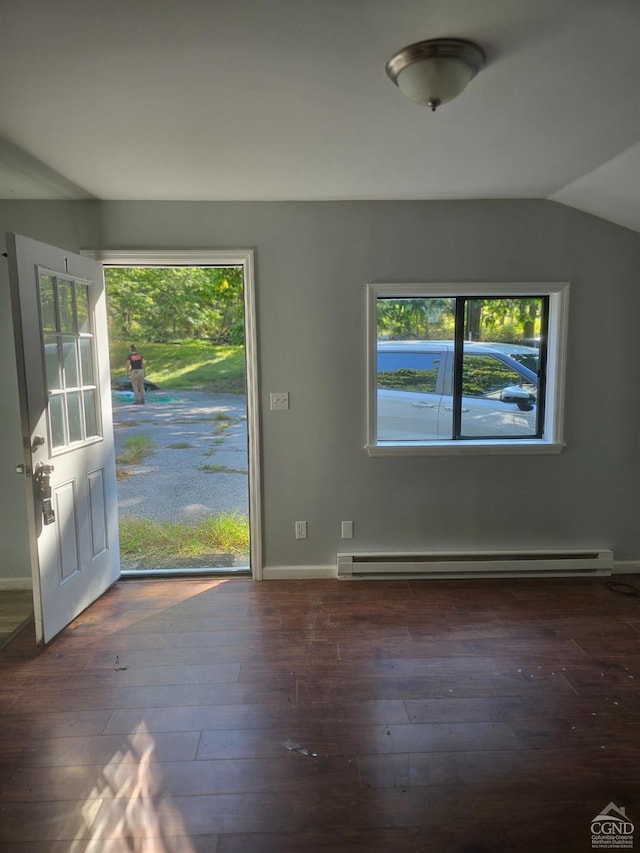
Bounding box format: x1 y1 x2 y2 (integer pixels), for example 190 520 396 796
270 392 289 411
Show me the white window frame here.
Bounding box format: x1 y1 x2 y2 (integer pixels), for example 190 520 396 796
366 281 569 456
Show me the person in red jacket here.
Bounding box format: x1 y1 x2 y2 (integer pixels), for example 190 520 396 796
126 344 146 404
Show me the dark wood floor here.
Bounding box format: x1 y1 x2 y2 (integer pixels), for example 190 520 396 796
0 590 33 650
0 574 639 852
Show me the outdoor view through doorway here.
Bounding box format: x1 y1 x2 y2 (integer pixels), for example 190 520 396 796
104 266 250 576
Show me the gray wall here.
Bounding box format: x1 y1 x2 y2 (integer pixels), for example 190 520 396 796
0 199 638 579
0 257 31 583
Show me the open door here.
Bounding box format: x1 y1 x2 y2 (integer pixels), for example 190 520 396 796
7 233 120 644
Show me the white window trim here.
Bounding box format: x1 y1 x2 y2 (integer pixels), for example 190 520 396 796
366 281 569 457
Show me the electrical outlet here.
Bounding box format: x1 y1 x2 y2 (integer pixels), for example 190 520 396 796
270 392 289 411
341 520 354 539
295 520 307 539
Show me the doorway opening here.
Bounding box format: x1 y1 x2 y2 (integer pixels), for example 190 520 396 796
96 250 261 581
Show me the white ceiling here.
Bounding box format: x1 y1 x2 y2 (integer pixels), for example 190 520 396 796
2 0 640 231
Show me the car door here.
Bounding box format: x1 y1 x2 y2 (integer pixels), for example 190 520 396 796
8 233 120 644
377 348 445 440
458 352 537 437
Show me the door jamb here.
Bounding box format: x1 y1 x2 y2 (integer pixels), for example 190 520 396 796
81 248 262 581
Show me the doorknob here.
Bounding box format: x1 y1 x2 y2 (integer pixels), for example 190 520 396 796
31 434 45 453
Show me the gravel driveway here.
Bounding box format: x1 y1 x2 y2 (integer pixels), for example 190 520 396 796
113 389 248 514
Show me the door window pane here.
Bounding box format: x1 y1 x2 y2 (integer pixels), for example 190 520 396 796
57 279 75 333
39 272 102 451
83 389 98 437
79 338 95 385
76 284 90 333
43 334 62 391
67 391 83 443
49 394 67 448
39 275 57 331
62 336 79 388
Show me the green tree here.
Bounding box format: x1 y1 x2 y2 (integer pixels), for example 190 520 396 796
376 296 542 343
105 267 244 343
467 298 542 342
377 297 453 339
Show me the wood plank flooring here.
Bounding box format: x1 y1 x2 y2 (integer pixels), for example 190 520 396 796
0 590 33 649
0 575 639 852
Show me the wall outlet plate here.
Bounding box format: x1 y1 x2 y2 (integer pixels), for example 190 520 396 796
341 520 354 539
295 520 307 539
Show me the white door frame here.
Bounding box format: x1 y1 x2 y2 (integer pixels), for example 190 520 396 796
82 248 262 581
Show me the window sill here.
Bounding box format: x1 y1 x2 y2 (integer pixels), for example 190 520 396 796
366 440 565 457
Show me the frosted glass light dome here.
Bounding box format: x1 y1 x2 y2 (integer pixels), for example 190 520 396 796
386 38 485 111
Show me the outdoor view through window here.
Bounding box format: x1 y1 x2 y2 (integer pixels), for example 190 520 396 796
375 294 548 443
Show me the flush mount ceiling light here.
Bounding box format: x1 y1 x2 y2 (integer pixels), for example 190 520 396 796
386 38 485 111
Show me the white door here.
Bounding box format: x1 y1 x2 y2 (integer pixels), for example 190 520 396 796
7 233 120 644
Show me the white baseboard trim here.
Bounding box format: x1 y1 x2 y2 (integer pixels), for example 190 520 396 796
0 577 32 590
262 565 337 580
612 561 640 575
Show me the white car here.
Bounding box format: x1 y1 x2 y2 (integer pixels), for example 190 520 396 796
377 340 539 440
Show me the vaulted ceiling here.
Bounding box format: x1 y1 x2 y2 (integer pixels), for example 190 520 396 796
2 0 640 231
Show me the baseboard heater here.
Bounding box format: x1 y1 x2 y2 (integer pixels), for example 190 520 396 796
337 549 613 580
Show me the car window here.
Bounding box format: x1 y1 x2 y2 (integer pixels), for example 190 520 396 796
509 352 539 373
377 351 442 393
462 354 535 399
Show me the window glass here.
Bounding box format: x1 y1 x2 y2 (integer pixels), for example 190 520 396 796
76 283 90 333
369 283 567 453
67 391 83 443
460 353 537 438
377 296 455 340
510 352 539 373
57 279 75 333
377 351 441 393
39 275 57 331
462 355 528 399
79 338 95 385
49 394 67 448
39 272 101 450
43 334 62 391
83 389 98 437
62 336 79 388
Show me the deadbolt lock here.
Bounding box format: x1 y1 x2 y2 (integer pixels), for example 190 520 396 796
34 462 55 525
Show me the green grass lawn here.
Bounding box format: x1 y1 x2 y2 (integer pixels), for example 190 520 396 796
119 513 250 562
111 339 248 566
116 436 156 465
110 340 246 393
